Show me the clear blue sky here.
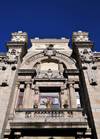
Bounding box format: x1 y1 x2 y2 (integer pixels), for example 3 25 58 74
0 0 100 52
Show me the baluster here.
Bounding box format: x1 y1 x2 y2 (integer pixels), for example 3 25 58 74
51 111 53 118
56 111 59 118
43 111 45 118
50 111 52 118
48 111 50 118
55 112 57 118
64 111 67 118
39 111 42 118
60 111 64 117
53 111 55 118
34 111 36 118
41 111 43 118
59 111 62 117
45 111 47 118
58 111 60 118
37 112 39 118
32 112 34 118
46 111 49 118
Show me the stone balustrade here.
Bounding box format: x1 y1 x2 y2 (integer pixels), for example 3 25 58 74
15 108 84 119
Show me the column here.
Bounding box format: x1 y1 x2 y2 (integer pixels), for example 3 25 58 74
33 86 39 107
69 81 77 108
10 82 20 116
23 82 30 108
60 86 65 108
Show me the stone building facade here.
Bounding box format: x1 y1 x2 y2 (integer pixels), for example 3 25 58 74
0 31 100 139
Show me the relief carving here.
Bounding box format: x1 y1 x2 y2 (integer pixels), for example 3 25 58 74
36 69 64 79
25 50 75 66
43 44 57 58
26 53 44 65
79 49 97 85
5 49 20 64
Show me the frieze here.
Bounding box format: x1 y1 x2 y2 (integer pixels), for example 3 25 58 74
26 53 44 65
25 52 75 66
36 69 64 79
56 53 75 64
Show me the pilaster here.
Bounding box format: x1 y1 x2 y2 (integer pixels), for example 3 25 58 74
68 81 77 108
23 82 30 108
72 31 98 139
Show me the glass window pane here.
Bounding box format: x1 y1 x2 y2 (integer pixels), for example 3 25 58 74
51 98 58 104
20 92 24 96
39 105 46 108
40 98 47 104
19 98 23 105
52 105 59 108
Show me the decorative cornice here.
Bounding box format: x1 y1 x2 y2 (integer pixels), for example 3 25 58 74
30 39 70 43
18 69 36 75
73 41 94 50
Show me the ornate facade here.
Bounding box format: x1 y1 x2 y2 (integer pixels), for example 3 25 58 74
0 31 100 139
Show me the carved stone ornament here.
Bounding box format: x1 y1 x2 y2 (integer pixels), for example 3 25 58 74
61 86 65 94
43 69 54 79
2 79 8 86
36 69 64 79
5 49 20 64
34 86 39 94
43 44 57 58
80 49 95 63
79 49 97 85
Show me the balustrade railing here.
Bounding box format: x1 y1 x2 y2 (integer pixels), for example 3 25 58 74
15 108 84 119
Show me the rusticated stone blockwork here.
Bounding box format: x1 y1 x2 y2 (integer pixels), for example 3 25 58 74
0 31 100 139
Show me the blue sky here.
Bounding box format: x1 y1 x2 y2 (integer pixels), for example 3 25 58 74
0 0 100 52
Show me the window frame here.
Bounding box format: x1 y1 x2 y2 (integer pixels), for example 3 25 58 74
39 92 60 108
17 89 24 108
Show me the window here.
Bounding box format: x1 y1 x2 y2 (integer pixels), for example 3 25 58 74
75 91 81 108
39 92 60 108
17 89 24 108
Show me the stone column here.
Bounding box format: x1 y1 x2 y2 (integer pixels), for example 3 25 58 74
60 86 65 108
10 82 20 117
28 80 34 108
69 81 77 108
23 82 30 108
34 86 39 106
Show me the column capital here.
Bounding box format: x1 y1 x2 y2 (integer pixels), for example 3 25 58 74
34 86 39 94
68 80 75 88
60 86 65 94
16 82 20 87
25 82 30 88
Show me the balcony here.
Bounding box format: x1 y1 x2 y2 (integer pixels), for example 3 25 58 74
10 108 88 129
5 108 92 138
